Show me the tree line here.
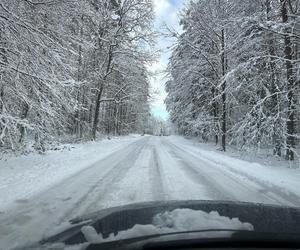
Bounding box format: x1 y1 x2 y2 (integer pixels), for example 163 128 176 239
0 0 155 151
166 0 300 160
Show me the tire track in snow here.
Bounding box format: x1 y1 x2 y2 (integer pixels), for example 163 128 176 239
153 137 212 200
90 142 156 209
216 164 300 207
62 137 150 219
149 146 166 201
0 137 149 248
161 139 231 201
163 138 297 206
165 139 300 206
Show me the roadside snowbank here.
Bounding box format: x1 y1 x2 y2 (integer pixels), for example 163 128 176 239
0 135 141 212
167 136 300 201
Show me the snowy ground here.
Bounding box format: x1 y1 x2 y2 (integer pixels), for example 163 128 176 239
1 135 300 249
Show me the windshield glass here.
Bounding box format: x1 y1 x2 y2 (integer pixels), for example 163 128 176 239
0 0 300 249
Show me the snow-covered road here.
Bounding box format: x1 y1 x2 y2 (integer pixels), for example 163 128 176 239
1 135 300 249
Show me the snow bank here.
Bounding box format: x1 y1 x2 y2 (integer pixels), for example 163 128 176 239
81 208 253 244
167 136 300 202
0 136 140 212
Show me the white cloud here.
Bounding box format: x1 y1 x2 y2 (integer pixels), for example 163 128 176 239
153 0 172 18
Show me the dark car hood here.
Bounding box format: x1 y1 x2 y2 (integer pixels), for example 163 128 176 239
41 200 300 246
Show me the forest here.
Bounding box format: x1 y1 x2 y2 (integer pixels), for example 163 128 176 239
166 0 300 160
0 0 155 152
1 0 299 162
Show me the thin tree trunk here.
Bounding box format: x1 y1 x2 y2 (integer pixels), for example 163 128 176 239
221 28 226 151
91 45 113 140
0 29 7 147
0 85 4 147
0 85 3 114
73 16 84 137
113 103 118 136
281 0 295 160
265 0 282 156
79 88 85 138
91 83 104 140
212 87 219 145
19 103 29 144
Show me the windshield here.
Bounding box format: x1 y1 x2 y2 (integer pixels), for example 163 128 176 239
0 0 300 249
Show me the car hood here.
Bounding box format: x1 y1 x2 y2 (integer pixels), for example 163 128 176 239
42 200 300 246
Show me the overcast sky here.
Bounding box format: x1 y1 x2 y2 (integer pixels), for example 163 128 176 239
149 0 184 120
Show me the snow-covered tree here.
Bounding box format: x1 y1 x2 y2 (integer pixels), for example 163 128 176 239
166 0 299 160
0 0 155 151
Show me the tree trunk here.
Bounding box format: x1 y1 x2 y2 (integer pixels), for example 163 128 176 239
0 85 3 114
281 0 295 160
0 86 4 147
113 103 118 136
91 45 114 140
212 86 219 145
73 16 84 137
19 103 29 144
91 83 104 140
265 0 282 156
221 28 226 151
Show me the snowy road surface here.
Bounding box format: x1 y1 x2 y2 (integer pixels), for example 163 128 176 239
1 135 300 249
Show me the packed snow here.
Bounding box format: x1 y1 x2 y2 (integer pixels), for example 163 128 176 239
167 136 300 205
0 135 141 212
81 208 253 243
153 208 253 231
0 135 300 249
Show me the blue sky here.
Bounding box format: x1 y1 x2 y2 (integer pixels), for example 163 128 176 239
149 0 184 120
